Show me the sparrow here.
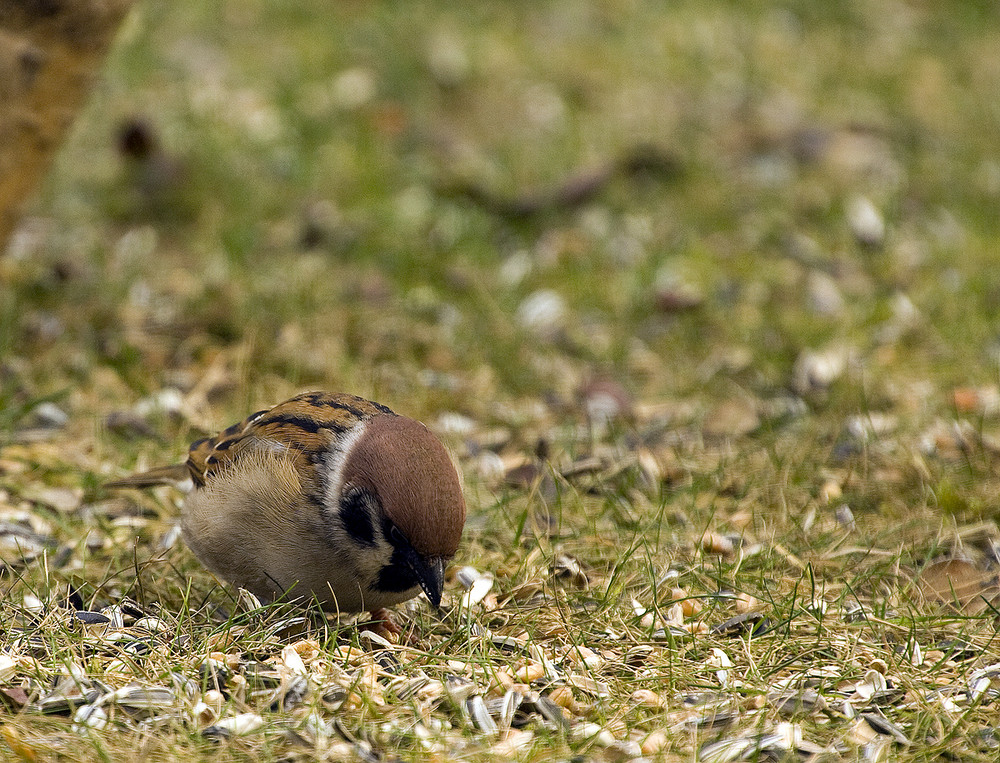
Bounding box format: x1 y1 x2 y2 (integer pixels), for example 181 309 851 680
105 391 466 620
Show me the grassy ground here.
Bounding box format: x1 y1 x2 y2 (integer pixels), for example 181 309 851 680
3 0 1000 760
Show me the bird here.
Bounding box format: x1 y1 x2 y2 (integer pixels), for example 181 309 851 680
105 391 466 624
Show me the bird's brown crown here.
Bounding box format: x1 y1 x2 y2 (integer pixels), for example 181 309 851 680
342 414 465 557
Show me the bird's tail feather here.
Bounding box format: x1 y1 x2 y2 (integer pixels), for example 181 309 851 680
104 463 190 490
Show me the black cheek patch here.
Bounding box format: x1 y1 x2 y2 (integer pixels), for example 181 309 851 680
375 548 418 594
339 489 376 547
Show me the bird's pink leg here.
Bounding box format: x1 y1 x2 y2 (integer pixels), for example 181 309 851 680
366 608 403 641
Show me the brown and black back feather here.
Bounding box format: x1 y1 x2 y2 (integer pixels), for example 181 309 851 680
105 392 396 491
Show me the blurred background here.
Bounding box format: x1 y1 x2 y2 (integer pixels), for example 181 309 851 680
4 5 1000 757
2 0 1000 516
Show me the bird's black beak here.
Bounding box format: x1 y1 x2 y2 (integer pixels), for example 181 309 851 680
408 554 446 609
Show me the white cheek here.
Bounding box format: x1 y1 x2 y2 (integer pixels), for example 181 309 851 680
320 422 367 508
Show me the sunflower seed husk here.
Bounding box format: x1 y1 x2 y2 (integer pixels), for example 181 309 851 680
109 684 177 714
528 693 570 730
467 694 498 736
769 689 828 716
0 655 18 682
72 703 107 731
274 675 309 711
566 673 610 698
456 566 483 588
444 675 478 704
570 721 615 747
358 629 395 651
132 617 170 633
265 617 308 640
497 689 523 731
859 712 910 744
711 612 769 637
392 674 430 700
74 611 111 626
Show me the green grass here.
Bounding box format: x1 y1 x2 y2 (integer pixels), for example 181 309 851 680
3 0 1000 759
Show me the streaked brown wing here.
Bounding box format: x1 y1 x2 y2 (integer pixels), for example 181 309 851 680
186 391 395 487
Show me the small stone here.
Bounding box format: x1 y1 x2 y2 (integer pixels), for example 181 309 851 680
846 195 885 248
517 289 567 339
806 270 845 315
835 505 857 531
23 486 81 513
793 345 850 394
331 67 377 109
426 30 470 87
28 402 68 429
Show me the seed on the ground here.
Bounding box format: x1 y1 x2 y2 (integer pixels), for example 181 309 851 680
630 689 662 708
701 532 735 556
641 729 669 754
514 661 545 684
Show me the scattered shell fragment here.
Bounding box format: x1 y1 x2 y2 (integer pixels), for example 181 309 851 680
106 683 177 715
566 672 610 698
967 663 1000 702
529 693 571 730
699 722 803 763
0 655 18 682
835 504 857 531
460 570 495 608
769 689 827 716
845 670 888 701
203 712 264 738
570 721 616 747
495 689 522 731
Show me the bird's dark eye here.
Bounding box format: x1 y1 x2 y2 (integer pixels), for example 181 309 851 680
389 525 408 547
